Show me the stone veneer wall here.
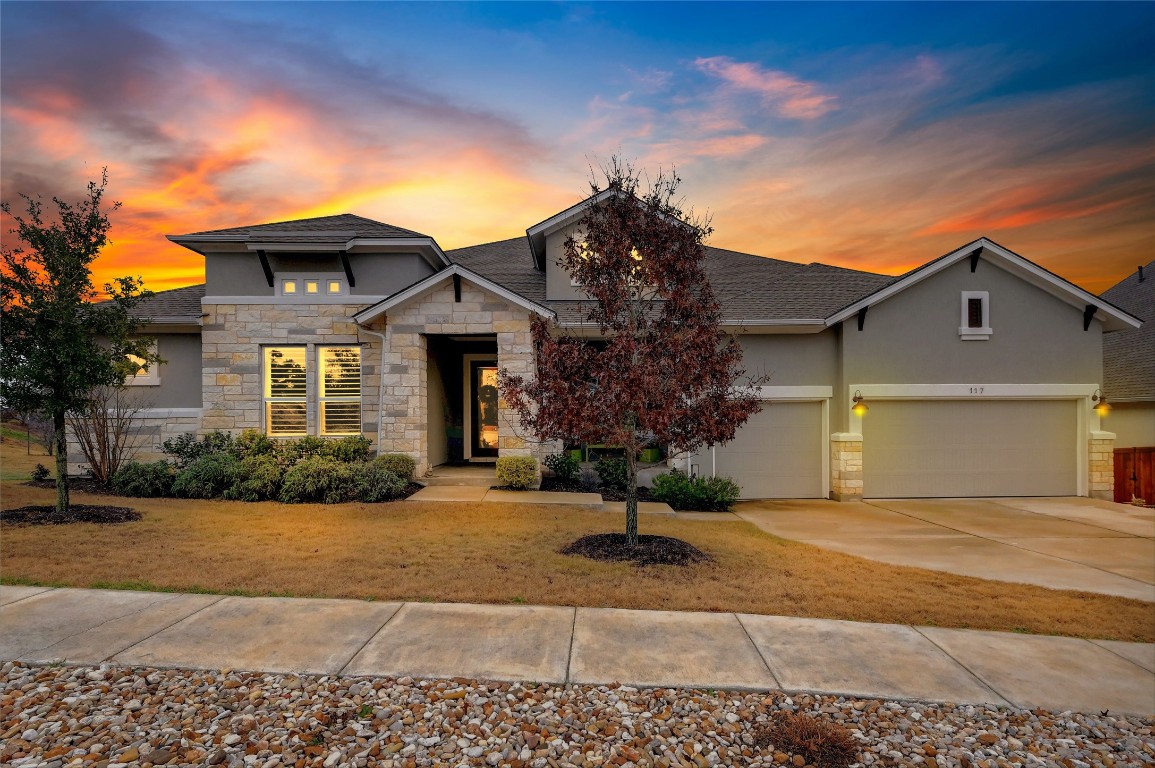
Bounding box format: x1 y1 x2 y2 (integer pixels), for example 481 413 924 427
377 281 542 477
199 302 382 443
830 432 863 502
1088 430 1115 501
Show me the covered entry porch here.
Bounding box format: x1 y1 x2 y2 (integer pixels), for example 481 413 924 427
354 264 547 478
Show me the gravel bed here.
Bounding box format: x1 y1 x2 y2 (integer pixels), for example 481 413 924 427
1 661 1151 767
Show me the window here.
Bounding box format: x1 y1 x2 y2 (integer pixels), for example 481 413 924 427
959 291 991 340
319 346 362 436
125 341 160 386
264 346 308 435
263 345 362 437
276 274 347 298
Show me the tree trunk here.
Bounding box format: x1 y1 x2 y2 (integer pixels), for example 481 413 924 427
625 444 639 547
53 410 70 514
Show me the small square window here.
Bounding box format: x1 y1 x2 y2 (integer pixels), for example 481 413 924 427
328 280 342 294
305 280 319 294
282 280 297 295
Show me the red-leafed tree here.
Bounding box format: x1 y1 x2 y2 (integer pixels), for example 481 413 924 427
500 159 763 546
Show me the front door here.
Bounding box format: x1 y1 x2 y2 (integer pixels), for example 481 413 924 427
470 360 500 458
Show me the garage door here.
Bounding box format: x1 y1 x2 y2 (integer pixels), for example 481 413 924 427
863 399 1077 498
714 401 823 498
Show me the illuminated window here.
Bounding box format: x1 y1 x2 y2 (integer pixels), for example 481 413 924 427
262 345 362 437
264 346 308 435
277 274 347 298
319 347 362 435
125 340 160 386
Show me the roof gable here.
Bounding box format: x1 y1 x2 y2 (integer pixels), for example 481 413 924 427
1101 261 1153 401
171 213 428 241
825 238 1142 332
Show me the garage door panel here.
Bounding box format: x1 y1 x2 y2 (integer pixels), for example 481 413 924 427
864 400 1077 498
714 402 823 499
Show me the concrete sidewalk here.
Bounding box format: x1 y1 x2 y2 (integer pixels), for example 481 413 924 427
2 585 1152 716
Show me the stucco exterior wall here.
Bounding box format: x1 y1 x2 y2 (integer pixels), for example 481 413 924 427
841 258 1103 387
738 331 838 387
544 223 586 301
198 302 382 444
1107 403 1155 448
127 333 203 409
205 252 437 298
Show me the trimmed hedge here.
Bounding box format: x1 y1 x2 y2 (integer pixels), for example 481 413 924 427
650 470 741 512
279 457 358 504
355 464 409 502
172 454 241 499
112 461 174 498
496 456 537 490
373 453 416 481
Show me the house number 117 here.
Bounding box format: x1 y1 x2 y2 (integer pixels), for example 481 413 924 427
969 386 985 394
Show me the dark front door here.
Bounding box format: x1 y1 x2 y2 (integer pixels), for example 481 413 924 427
470 360 499 458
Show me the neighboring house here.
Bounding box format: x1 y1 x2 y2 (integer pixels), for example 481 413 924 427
1101 262 1154 450
96 199 1142 501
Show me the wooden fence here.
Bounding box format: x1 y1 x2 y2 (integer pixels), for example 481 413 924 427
1114 447 1155 505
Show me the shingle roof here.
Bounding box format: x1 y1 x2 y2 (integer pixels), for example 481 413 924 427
126 284 206 322
447 237 892 325
1101 262 1154 401
171 214 428 241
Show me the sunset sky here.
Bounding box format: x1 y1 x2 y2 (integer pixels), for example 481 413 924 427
2 2 1152 294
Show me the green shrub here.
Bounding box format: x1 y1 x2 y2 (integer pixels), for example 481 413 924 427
171 454 241 499
112 461 174 497
355 463 408 502
233 429 277 460
594 456 629 492
279 457 357 504
282 435 328 464
224 455 283 502
162 430 235 469
373 453 416 480
543 452 580 483
30 463 50 482
322 435 373 463
650 470 741 512
496 456 538 490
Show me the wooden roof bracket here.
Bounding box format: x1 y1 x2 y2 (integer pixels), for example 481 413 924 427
339 250 356 287
257 249 274 287
1083 304 1098 331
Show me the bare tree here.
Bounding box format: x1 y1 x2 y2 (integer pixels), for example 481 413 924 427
67 385 150 484
21 412 55 455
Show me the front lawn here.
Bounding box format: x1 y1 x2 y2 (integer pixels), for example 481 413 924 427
2 482 1152 642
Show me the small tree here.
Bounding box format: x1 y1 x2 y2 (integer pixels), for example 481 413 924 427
68 385 150 484
500 159 764 545
1 171 156 513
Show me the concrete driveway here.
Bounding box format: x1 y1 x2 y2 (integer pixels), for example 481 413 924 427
734 497 1155 601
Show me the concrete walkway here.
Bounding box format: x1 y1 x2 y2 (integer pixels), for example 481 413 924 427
735 497 1155 602
2 585 1152 716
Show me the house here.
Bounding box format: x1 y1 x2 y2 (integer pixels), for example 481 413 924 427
98 197 1143 501
1101 262 1154 450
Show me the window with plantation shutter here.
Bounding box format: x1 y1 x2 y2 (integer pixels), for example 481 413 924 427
319 346 362 436
264 347 308 435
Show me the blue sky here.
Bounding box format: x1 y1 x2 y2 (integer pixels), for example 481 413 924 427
2 2 1152 291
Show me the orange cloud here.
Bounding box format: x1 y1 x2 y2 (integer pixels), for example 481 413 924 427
695 56 837 119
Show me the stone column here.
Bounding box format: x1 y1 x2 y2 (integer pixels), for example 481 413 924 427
830 432 863 502
1088 430 1115 500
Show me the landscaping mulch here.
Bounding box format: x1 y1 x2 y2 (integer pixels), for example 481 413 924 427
1 504 141 527
26 477 114 495
539 477 653 502
560 532 712 566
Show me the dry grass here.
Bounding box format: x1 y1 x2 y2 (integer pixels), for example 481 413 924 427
1 481 1152 642
0 422 51 481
